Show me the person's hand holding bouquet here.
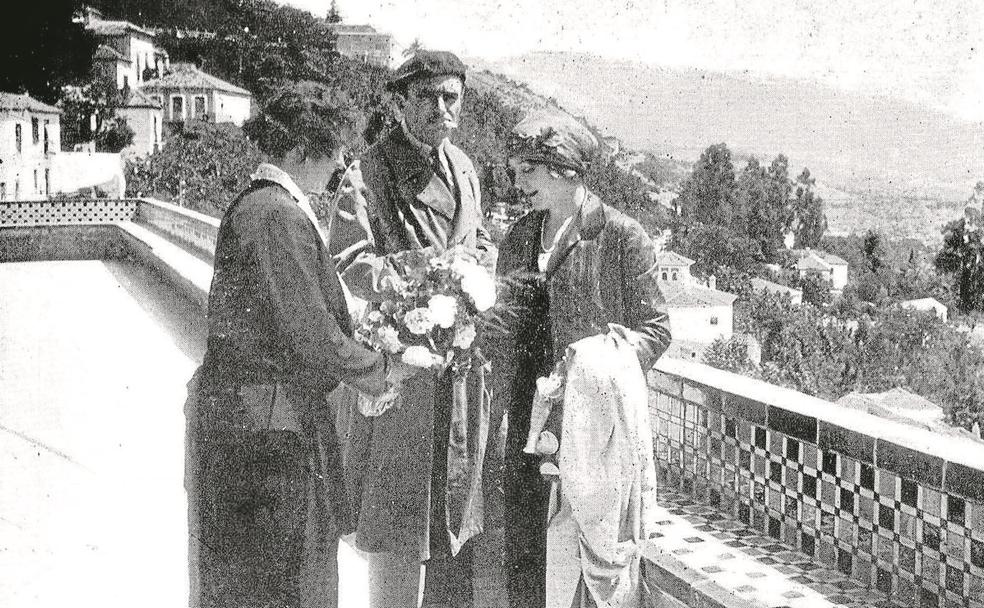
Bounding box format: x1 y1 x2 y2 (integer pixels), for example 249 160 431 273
352 245 498 416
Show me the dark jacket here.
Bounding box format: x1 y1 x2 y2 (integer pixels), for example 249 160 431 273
492 192 671 608
201 181 385 398
341 125 496 559
497 192 671 369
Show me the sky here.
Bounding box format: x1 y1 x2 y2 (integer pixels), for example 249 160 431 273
280 0 984 123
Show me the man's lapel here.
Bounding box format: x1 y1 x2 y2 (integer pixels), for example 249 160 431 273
384 127 457 220
545 192 606 277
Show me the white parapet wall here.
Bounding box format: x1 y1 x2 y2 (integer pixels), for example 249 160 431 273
50 152 125 198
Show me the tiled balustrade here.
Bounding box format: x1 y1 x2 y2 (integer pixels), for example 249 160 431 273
649 357 984 607
0 199 138 226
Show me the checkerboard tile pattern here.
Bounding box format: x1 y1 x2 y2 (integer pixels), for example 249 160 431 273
649 372 984 608
651 489 909 608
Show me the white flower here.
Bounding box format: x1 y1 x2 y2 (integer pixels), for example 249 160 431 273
367 310 383 324
375 324 403 353
428 294 458 329
429 256 451 271
401 345 444 368
453 323 476 349
460 266 496 312
536 372 565 402
403 307 435 335
450 256 479 279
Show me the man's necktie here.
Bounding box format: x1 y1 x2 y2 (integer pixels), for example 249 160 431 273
431 147 457 200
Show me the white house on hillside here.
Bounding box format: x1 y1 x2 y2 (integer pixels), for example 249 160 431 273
117 89 163 157
793 249 849 291
654 250 696 283
0 93 60 201
141 63 253 127
653 250 738 359
899 297 948 322
750 277 803 306
86 14 167 89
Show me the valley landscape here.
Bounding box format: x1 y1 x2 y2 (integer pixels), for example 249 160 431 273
473 52 984 243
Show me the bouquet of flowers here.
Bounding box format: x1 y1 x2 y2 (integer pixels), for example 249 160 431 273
354 246 499 392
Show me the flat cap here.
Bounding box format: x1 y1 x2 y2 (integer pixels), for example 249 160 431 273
509 109 599 174
388 50 467 91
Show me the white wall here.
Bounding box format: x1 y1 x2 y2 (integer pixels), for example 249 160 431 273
128 36 157 85
117 106 163 157
0 113 59 200
666 304 734 344
212 92 251 126
50 152 125 198
831 264 849 290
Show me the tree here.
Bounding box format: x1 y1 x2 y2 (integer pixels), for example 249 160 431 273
57 82 134 152
326 0 342 23
1 2 97 103
677 143 737 227
799 273 832 307
862 229 886 274
125 122 264 216
703 336 759 377
669 221 761 277
792 168 827 248
936 182 984 312
735 155 793 263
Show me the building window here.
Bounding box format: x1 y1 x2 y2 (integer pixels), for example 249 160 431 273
672 271 678 281
661 272 668 281
44 169 50 196
34 170 38 193
193 95 207 120
171 95 185 121
153 115 159 144
15 123 22 153
0 182 5 200
32 117 39 144
710 316 719 326
43 120 49 153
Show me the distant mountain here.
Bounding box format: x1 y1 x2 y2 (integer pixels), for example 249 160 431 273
472 52 984 240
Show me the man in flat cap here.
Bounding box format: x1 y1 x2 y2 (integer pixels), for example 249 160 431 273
341 50 498 608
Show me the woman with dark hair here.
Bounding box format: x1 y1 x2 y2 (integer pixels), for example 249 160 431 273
495 110 672 608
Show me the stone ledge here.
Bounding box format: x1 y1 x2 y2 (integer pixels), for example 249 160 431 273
643 545 766 608
653 357 984 472
115 221 212 311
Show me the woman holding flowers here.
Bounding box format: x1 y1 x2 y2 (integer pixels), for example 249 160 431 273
495 110 672 608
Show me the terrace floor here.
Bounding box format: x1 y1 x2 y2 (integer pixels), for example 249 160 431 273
0 257 941 608
0 260 378 608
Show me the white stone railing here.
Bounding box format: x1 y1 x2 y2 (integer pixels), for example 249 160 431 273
134 198 220 259
649 357 984 606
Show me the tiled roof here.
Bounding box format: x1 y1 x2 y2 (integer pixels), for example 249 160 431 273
750 277 802 298
87 19 155 38
0 92 61 114
899 297 945 310
140 63 251 96
123 88 162 109
659 280 738 307
93 44 128 62
794 251 833 272
792 248 848 270
815 250 848 266
654 250 695 267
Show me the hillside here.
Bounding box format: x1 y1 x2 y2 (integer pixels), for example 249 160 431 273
473 52 984 242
